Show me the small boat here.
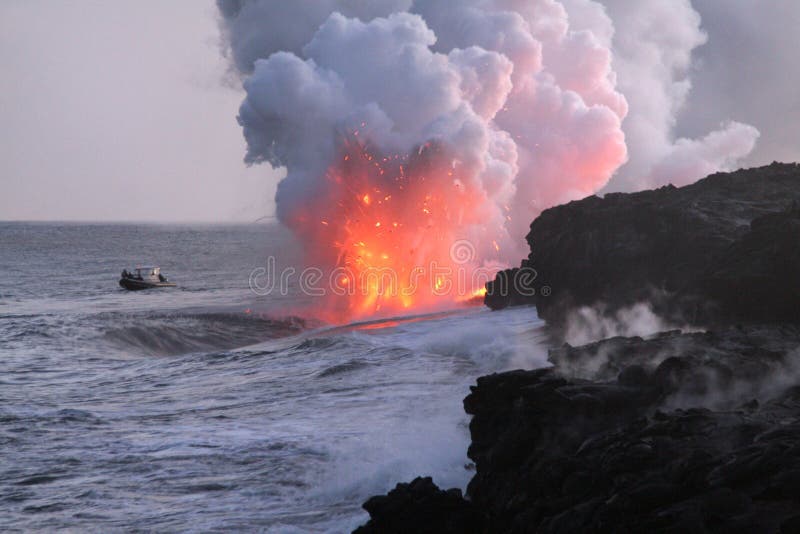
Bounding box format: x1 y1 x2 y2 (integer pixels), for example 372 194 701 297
119 266 176 290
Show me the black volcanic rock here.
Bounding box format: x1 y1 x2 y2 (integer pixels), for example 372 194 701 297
356 325 800 533
353 476 486 534
460 326 800 532
705 202 800 322
486 162 800 327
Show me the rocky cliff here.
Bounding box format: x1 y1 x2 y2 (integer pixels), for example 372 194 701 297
462 325 800 532
485 162 800 327
357 326 800 533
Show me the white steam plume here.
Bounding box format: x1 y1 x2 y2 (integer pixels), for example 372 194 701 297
217 0 760 266
218 0 629 260
596 0 760 191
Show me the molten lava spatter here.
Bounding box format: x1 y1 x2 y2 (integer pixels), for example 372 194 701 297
286 136 500 320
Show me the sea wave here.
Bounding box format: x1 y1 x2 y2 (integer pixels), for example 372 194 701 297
99 311 307 356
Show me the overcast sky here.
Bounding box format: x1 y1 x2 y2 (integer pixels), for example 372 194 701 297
0 0 281 222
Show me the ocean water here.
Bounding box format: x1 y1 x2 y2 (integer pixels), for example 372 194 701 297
0 222 548 532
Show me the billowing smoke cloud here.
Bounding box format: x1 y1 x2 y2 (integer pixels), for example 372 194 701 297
216 0 765 316
596 0 760 191
217 0 412 74
218 0 629 257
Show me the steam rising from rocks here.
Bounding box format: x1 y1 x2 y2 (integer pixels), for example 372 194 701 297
563 302 688 347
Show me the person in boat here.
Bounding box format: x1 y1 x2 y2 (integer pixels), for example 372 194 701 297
158 273 166 282
121 269 130 279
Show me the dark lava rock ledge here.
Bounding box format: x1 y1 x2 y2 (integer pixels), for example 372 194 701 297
485 162 800 327
356 325 800 533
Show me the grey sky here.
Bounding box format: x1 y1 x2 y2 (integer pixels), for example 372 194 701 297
0 0 281 222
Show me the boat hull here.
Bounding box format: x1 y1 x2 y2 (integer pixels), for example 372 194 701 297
119 278 176 290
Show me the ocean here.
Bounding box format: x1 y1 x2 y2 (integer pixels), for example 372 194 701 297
0 222 548 532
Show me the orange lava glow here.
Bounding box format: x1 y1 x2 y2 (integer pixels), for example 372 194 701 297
286 136 499 321
454 286 488 305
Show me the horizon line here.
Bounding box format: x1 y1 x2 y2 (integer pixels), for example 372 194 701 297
0 217 278 225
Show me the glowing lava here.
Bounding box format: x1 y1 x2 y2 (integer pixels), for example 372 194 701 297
285 135 500 321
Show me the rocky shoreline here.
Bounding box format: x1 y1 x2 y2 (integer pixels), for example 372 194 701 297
356 163 800 533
